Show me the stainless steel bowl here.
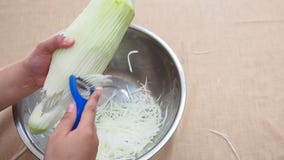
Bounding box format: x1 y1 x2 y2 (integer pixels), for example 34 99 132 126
13 24 186 160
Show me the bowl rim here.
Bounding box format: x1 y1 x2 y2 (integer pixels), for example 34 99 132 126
13 23 187 160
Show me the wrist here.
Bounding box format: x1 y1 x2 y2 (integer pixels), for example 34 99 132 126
0 59 40 108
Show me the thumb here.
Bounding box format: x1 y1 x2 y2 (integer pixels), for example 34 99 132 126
34 35 75 55
78 88 102 129
53 103 77 136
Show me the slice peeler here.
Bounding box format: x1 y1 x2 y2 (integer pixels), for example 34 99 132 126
69 75 95 130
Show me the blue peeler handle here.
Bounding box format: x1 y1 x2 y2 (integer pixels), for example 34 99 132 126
69 75 95 130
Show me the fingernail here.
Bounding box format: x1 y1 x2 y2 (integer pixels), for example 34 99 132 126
67 103 75 113
96 87 103 95
63 37 74 45
96 87 103 91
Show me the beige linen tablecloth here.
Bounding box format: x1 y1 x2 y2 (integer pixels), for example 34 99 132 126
1 0 284 159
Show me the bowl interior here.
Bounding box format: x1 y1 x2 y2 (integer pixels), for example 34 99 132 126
13 25 184 159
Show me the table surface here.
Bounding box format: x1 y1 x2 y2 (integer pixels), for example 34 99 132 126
1 0 284 159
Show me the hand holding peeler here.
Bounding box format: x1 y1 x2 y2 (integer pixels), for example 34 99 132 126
69 75 95 130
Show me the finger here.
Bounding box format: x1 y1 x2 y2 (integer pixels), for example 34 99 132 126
34 35 75 55
53 103 77 136
78 88 102 129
